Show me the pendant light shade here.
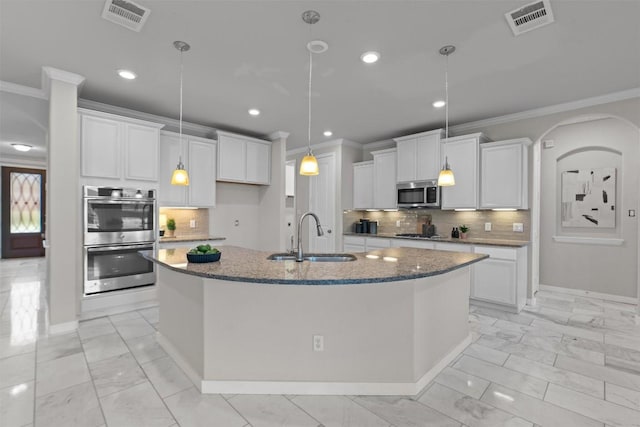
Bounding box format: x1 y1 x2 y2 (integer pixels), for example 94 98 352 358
299 10 322 176
438 45 456 187
171 40 190 186
171 161 190 185
438 156 455 186
300 152 319 175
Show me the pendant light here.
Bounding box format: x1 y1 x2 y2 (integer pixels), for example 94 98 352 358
437 45 456 187
299 10 322 176
171 40 190 186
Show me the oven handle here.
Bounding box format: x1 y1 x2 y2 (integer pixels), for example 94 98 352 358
85 199 156 204
87 244 154 253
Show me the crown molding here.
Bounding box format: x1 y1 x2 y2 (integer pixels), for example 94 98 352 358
268 131 290 141
362 139 395 152
0 155 47 168
216 129 270 143
77 98 216 137
393 128 444 143
42 67 85 97
0 81 47 100
450 88 640 134
286 138 361 156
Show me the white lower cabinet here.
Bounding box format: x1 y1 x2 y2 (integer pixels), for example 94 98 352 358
434 241 472 252
391 239 435 249
365 237 392 250
343 236 392 252
343 236 365 253
472 245 528 313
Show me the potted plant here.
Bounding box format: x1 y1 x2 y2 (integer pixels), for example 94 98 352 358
459 224 469 239
166 218 176 238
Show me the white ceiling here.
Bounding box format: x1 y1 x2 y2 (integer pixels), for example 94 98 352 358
1 0 639 159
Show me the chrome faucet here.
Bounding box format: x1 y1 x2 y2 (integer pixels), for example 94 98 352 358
296 211 324 262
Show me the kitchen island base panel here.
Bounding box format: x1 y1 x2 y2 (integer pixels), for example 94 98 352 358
158 330 471 395
157 265 471 396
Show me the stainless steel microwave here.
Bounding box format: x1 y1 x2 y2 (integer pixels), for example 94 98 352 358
397 180 440 208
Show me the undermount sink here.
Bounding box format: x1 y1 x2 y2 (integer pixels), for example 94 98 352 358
267 253 357 262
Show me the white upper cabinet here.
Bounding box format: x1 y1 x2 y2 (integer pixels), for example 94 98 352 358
440 133 489 210
81 114 120 179
124 124 159 181
188 139 217 207
372 148 397 209
159 131 217 207
217 131 271 185
245 139 270 184
79 109 163 182
352 161 374 210
480 138 531 210
394 129 444 183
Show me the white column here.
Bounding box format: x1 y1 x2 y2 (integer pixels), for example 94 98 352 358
256 131 289 252
43 67 85 334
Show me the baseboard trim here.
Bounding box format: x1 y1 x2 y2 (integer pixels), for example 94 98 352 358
158 331 471 396
538 284 638 305
49 320 78 335
470 298 521 314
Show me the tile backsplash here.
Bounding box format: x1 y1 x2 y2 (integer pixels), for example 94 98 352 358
344 209 530 241
159 208 209 238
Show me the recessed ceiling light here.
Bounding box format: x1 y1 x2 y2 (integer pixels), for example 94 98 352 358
11 144 32 152
433 100 446 108
360 51 380 64
323 130 333 137
117 69 137 80
248 108 260 116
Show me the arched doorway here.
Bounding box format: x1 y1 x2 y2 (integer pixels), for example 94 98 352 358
531 114 640 310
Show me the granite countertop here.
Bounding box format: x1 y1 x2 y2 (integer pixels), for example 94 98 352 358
141 245 488 286
159 236 226 243
343 232 529 248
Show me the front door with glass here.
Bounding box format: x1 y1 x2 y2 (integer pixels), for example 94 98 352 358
1 167 46 258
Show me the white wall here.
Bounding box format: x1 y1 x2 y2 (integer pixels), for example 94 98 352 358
209 182 261 249
539 117 638 298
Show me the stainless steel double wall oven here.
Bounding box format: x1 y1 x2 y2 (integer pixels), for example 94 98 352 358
83 186 156 295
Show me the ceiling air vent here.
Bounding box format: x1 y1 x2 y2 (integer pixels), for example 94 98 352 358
505 0 554 36
102 0 151 32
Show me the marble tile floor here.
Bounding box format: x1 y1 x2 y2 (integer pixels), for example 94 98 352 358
1 257 640 426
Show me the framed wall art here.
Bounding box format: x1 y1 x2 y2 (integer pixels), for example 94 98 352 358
561 167 616 228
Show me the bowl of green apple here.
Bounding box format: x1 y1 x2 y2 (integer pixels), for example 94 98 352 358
186 244 221 263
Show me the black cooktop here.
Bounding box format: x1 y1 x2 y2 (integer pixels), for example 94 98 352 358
395 233 441 239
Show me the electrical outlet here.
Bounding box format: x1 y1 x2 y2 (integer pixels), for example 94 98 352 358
313 335 324 352
484 222 492 232
234 220 240 227
513 223 524 232
189 219 196 228
396 220 401 227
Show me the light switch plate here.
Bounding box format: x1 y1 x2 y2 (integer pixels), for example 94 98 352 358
484 222 492 232
189 219 196 228
513 223 524 232
630 210 636 217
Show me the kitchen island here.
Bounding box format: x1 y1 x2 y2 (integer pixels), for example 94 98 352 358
142 246 487 395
